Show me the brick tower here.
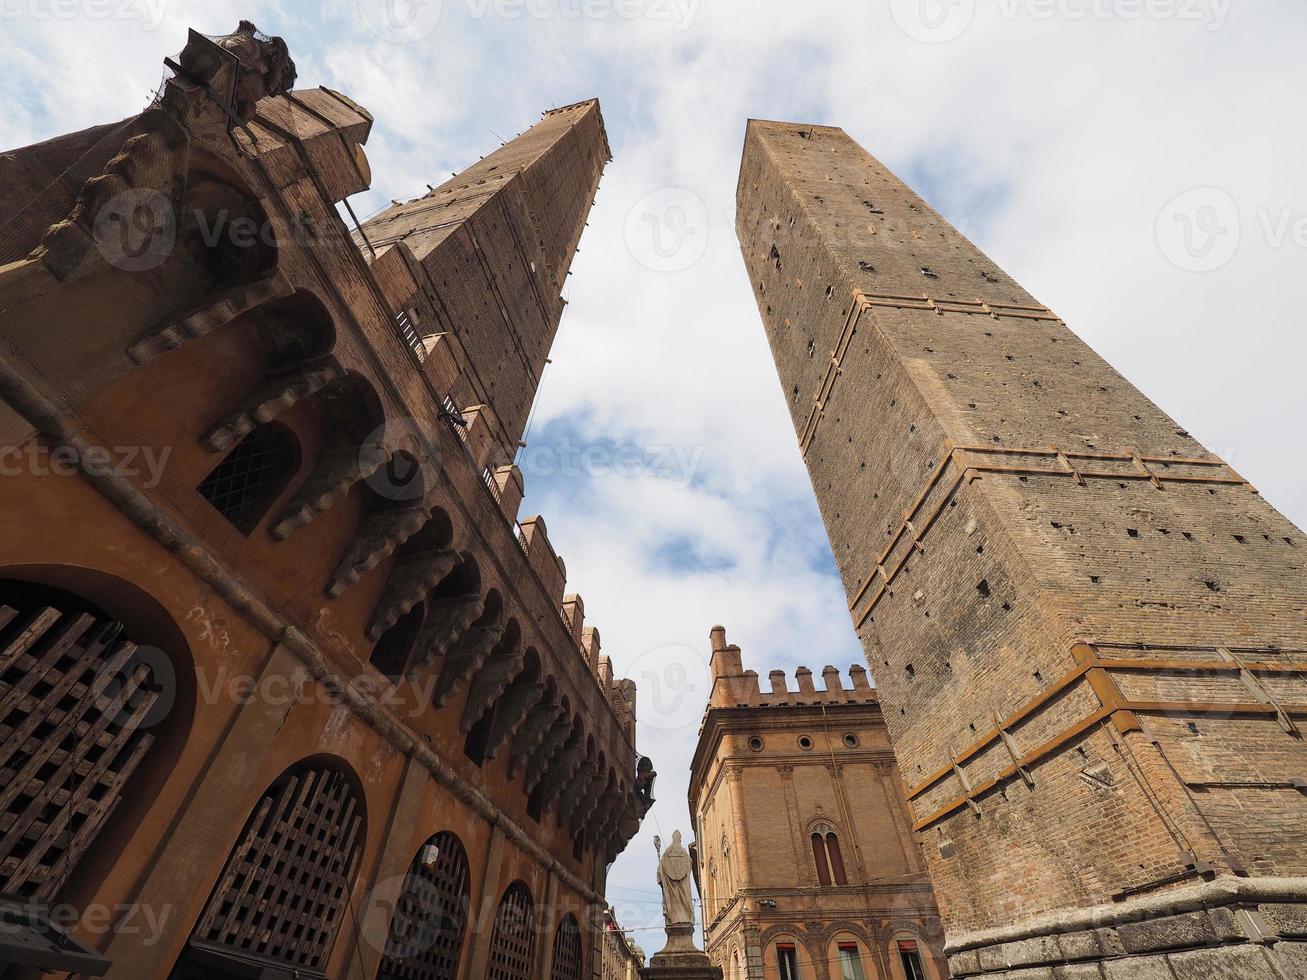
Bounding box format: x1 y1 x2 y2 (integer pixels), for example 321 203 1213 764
736 120 1307 978
689 627 946 980
0 23 649 979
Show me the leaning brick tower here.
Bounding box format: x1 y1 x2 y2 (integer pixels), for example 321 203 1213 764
737 120 1307 978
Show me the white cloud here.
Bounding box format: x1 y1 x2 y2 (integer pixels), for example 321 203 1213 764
5 0 1305 946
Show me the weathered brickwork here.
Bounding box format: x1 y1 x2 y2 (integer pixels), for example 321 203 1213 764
690 627 947 980
736 120 1307 975
0 24 646 978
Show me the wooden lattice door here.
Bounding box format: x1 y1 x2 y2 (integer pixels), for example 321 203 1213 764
377 831 471 980
0 593 158 901
549 914 584 980
188 764 363 973
486 882 536 980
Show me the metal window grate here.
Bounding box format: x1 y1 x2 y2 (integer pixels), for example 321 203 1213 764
486 882 536 980
0 597 157 901
197 422 299 533
378 831 471 980
549 915 583 980
193 765 363 970
395 309 427 364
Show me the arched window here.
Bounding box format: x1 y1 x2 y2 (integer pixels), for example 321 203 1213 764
370 601 425 678
196 420 299 533
172 761 364 977
487 882 536 980
377 831 471 980
0 583 162 901
548 913 583 980
895 937 928 980
776 941 802 980
810 823 849 886
835 939 867 980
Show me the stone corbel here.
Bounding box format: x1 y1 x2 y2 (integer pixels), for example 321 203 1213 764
523 714 573 794
362 545 460 639
555 752 597 818
431 616 507 710
459 645 525 732
325 504 430 598
272 442 387 540
568 768 609 831
127 275 294 365
202 358 343 453
484 678 546 761
403 593 485 676
539 737 586 809
508 700 564 779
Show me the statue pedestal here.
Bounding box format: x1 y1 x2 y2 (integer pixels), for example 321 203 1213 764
641 924 722 980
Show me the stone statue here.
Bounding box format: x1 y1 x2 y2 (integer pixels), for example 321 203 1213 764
656 831 695 927
645 830 721 979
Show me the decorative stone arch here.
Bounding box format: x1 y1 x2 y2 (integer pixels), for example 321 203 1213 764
486 880 537 980
806 817 849 887
823 922 878 980
375 829 472 980
757 928 814 980
363 510 459 639
172 754 366 977
401 553 487 674
270 370 389 539
522 694 574 803
481 646 546 761
507 674 562 779
884 924 939 980
198 289 343 455
0 570 195 909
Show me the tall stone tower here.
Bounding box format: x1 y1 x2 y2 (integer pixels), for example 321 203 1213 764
689 627 946 980
737 120 1307 978
0 24 649 979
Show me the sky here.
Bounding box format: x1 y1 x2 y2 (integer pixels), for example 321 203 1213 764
4 0 1306 956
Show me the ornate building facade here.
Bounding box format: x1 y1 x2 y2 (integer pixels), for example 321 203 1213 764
600 907 645 980
689 628 945 980
0 22 650 980
737 119 1307 978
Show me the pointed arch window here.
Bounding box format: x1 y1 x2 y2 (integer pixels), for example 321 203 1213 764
197 421 299 533
810 822 848 886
